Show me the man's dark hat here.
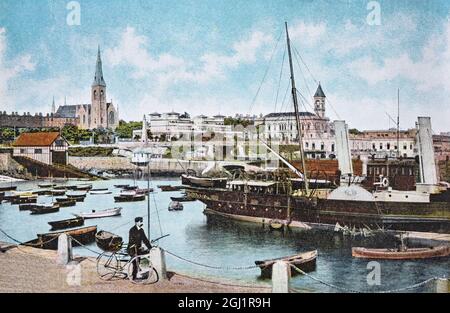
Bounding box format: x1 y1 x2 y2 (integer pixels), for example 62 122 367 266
135 217 143 223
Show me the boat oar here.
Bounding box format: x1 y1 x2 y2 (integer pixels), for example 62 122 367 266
151 234 170 244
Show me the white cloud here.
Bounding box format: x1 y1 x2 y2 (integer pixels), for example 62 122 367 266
289 21 327 46
348 19 450 92
0 27 36 111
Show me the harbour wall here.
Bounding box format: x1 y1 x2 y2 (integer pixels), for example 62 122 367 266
68 156 215 175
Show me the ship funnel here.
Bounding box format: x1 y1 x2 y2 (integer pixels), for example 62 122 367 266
334 120 353 176
416 117 437 186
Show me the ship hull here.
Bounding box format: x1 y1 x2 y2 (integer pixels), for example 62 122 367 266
186 187 450 233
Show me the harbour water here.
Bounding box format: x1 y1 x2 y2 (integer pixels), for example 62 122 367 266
1 178 449 293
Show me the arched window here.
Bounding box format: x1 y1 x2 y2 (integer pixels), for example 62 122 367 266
93 90 97 100
109 111 115 125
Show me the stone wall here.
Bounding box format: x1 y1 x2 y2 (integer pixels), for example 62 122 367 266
0 111 78 128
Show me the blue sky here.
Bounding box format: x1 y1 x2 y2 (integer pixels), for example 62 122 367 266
1 0 449 131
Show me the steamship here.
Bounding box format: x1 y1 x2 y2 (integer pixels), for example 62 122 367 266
184 23 450 234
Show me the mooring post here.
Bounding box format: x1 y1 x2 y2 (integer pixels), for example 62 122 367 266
150 247 167 280
272 260 290 293
56 234 72 265
436 278 449 293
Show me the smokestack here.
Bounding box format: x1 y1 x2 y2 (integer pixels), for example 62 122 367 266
417 117 437 185
334 120 353 176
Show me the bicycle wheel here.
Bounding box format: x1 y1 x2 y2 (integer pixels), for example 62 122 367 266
127 255 159 285
96 252 121 280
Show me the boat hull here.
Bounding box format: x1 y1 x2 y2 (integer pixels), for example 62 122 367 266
48 217 84 231
186 187 450 233
352 246 450 259
255 250 317 279
31 226 97 250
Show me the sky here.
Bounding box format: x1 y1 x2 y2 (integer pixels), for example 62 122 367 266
0 0 449 132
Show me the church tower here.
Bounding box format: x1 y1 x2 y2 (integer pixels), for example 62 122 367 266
314 83 326 118
91 46 107 128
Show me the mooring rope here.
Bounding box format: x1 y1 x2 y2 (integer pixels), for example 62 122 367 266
173 272 270 290
0 228 59 247
289 264 448 293
165 249 260 270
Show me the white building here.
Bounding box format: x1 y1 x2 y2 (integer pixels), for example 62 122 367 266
263 84 336 159
133 112 233 141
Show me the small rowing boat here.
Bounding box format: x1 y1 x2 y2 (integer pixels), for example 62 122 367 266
114 193 145 202
30 204 60 215
29 225 98 250
50 189 66 196
168 201 184 211
0 186 17 192
91 188 109 191
11 195 38 205
255 250 317 279
74 184 93 191
19 203 38 211
48 217 84 231
74 207 122 219
114 184 130 189
90 190 112 195
352 246 450 260
95 230 123 252
159 185 184 192
38 183 56 188
170 195 195 202
268 219 284 230
57 199 77 207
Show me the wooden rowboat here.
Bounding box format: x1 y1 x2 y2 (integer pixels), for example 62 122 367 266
30 204 60 215
38 183 56 188
74 207 122 219
30 225 98 250
48 217 84 231
158 185 184 192
255 250 317 279
74 184 93 191
90 190 112 195
0 186 17 192
168 201 184 211
352 246 450 260
95 230 123 252
170 196 195 202
57 199 77 207
11 196 37 205
269 219 284 230
19 203 38 211
114 194 145 202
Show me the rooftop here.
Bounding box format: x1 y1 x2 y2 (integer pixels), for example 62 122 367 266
13 132 63 147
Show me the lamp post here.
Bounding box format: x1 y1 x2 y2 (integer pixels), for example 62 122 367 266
131 151 152 239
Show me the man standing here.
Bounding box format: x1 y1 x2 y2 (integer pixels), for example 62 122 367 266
128 217 152 280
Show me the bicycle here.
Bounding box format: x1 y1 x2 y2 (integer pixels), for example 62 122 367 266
96 242 160 285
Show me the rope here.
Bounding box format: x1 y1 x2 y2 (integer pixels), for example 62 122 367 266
173 272 270 290
68 235 103 256
165 249 260 270
0 228 59 248
290 264 448 293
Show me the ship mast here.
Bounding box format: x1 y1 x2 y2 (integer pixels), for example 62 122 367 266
285 22 309 194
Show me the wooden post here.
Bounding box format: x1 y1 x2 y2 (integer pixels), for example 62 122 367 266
56 234 72 265
150 247 167 280
436 278 449 293
272 261 290 293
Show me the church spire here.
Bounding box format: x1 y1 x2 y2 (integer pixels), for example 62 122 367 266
51 96 55 114
92 45 106 87
314 82 326 98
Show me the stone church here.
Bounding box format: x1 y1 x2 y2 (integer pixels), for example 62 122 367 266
55 47 119 130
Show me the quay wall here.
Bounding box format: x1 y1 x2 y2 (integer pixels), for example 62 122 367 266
68 157 213 174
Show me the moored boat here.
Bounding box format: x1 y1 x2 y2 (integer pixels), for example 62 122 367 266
57 199 77 207
11 195 38 205
170 195 195 202
255 250 318 279
114 194 145 202
74 184 93 191
74 207 122 219
90 190 112 195
0 185 17 192
30 225 98 250
48 217 84 231
181 174 228 188
30 204 60 215
114 184 130 189
168 201 184 211
38 183 56 188
50 189 66 196
19 203 38 211
352 246 450 260
268 219 284 230
95 230 123 252
159 185 184 192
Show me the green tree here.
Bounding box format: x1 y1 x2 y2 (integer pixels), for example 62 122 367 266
115 120 142 138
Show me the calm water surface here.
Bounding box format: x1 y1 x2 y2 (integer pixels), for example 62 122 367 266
1 178 449 292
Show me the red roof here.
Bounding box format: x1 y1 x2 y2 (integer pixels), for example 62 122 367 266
13 132 63 147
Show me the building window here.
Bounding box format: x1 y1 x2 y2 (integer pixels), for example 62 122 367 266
20 149 26 154
331 144 335 152
55 139 64 147
35 149 42 154
387 143 390 150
